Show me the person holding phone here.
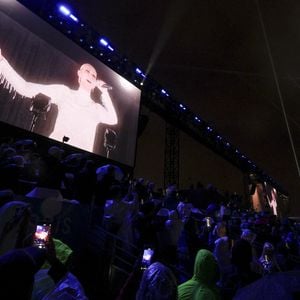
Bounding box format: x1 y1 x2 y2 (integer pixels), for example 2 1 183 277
0 233 67 300
0 49 118 152
0 232 88 299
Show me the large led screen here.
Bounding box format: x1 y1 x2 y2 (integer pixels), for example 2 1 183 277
0 0 141 167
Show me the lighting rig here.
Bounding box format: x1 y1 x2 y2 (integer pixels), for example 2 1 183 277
17 0 288 196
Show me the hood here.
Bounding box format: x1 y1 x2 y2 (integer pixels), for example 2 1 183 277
136 262 177 300
193 249 219 284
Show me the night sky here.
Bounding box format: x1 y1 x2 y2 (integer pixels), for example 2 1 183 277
66 0 300 214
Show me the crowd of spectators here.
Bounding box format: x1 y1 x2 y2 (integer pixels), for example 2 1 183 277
0 138 299 299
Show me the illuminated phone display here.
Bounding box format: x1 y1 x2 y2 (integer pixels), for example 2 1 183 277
33 224 51 249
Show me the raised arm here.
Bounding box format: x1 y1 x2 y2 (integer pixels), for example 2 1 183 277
0 48 59 99
95 80 118 125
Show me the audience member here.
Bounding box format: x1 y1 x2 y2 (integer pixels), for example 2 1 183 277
136 262 178 300
213 222 232 285
178 249 220 300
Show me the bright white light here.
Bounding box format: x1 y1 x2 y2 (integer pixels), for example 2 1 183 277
161 89 169 96
179 104 186 110
100 38 108 46
135 68 146 78
59 5 70 16
70 14 78 22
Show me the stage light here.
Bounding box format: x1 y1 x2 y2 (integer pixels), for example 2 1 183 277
161 89 169 96
206 126 213 132
135 68 146 78
195 116 201 122
58 5 70 16
69 14 78 22
58 5 78 22
99 38 114 51
226 142 230 147
100 38 108 46
179 104 186 110
216 135 222 140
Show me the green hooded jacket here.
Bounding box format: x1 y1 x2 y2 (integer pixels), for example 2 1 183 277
178 249 220 300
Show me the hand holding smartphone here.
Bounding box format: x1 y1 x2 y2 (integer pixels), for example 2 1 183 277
141 248 154 270
33 224 51 249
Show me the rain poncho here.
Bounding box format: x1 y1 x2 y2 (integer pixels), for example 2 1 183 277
178 249 220 300
32 239 87 300
0 246 46 300
0 200 31 255
136 262 178 300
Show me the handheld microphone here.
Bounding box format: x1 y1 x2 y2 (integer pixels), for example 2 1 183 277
102 83 113 90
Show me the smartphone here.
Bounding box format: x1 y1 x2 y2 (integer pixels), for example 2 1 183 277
33 224 51 249
205 217 213 229
141 248 154 270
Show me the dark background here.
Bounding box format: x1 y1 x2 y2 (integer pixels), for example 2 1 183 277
60 0 300 215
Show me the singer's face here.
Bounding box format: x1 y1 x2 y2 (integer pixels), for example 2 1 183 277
78 64 97 91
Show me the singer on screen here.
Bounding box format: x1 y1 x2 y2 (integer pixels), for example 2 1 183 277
0 48 118 152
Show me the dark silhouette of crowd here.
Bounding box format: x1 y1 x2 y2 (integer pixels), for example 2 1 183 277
0 137 299 299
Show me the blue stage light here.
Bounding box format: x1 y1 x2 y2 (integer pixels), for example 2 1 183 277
161 89 169 96
99 38 115 51
58 5 78 22
179 104 186 110
100 38 108 46
59 5 70 16
194 116 201 122
135 68 146 78
70 14 78 22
